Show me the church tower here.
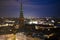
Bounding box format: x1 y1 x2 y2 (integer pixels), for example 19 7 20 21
19 0 24 28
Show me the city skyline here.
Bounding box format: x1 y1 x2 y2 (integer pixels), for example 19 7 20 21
0 0 60 18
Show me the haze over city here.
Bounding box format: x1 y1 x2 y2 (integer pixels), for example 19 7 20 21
0 0 60 17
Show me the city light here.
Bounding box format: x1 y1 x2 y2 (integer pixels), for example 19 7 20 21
29 21 38 24
5 20 15 23
58 22 60 23
51 20 55 23
0 24 8 27
44 33 54 38
16 38 18 40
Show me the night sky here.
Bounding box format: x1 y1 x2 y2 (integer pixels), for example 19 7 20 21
0 0 60 18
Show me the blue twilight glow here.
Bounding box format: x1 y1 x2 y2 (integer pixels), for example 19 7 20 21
0 0 60 17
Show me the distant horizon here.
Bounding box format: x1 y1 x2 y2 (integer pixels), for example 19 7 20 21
0 16 60 18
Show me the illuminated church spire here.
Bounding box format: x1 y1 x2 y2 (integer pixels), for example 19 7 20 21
20 0 24 18
19 0 24 28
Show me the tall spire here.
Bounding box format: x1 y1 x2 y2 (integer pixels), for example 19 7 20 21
19 0 24 28
20 0 24 18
